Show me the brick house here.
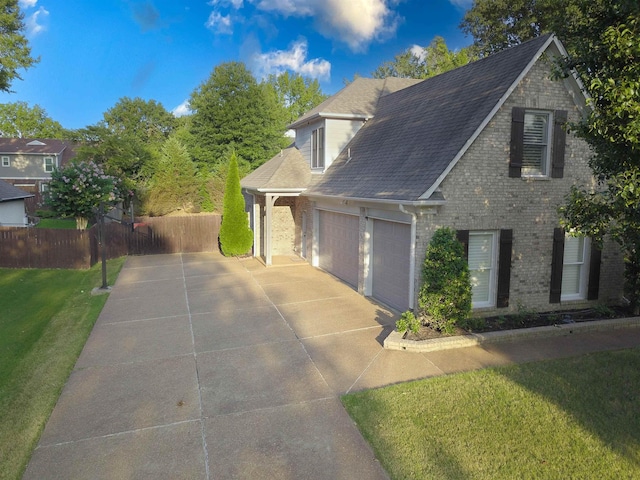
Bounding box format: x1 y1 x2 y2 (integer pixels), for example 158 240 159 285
0 138 76 214
241 34 624 315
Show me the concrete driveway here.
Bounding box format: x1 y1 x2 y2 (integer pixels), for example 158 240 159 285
23 252 640 479
23 252 416 479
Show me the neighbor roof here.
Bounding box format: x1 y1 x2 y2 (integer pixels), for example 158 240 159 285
0 138 76 166
0 179 34 202
288 77 422 129
241 145 311 192
306 34 559 203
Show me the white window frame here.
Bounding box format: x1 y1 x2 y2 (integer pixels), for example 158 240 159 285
311 127 325 169
43 157 54 173
469 231 498 309
40 182 49 193
522 110 552 177
1 156 9 167
561 235 590 301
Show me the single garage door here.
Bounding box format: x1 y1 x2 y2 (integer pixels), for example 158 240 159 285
318 210 359 287
372 219 411 311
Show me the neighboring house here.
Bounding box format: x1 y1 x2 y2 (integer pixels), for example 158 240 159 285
242 34 624 315
0 179 33 227
0 138 76 213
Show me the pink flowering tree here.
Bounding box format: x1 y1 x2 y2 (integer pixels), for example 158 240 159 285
45 161 122 230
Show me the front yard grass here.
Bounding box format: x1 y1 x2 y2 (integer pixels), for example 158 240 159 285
0 258 125 480
343 349 640 479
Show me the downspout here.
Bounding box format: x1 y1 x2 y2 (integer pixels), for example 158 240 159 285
399 204 417 310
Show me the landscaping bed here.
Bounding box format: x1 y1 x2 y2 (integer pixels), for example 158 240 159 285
405 305 632 341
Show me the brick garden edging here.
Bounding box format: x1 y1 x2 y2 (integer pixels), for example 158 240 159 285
384 317 640 353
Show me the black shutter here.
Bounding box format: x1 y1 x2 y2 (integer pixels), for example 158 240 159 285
456 230 469 259
496 229 513 308
587 243 602 300
551 110 568 178
549 227 565 303
509 107 525 178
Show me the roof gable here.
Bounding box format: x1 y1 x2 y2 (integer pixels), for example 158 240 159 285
0 138 71 155
288 77 422 129
241 145 311 191
306 34 568 203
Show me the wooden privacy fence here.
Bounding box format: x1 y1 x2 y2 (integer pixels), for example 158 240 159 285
0 214 222 269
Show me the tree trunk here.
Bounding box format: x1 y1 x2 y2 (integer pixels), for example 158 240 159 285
76 216 88 231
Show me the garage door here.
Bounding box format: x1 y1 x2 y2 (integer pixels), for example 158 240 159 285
372 219 411 311
318 210 359 287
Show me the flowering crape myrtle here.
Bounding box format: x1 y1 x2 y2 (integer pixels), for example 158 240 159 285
45 160 122 229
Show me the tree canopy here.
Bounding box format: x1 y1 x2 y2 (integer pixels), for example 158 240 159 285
372 36 475 79
460 0 639 60
102 97 176 147
188 61 288 168
0 101 66 138
559 15 640 313
0 1 38 92
265 71 328 125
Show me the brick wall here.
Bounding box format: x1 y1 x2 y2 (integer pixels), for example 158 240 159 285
413 59 624 315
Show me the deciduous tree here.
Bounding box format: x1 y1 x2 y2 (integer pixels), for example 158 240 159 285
372 36 474 79
0 101 65 138
45 161 122 230
188 62 287 168
0 1 38 92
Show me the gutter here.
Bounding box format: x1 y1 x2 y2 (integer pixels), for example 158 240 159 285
303 192 446 207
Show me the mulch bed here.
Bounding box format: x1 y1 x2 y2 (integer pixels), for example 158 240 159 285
405 306 633 341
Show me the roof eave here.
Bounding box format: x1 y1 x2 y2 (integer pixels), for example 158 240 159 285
288 112 371 129
303 192 446 207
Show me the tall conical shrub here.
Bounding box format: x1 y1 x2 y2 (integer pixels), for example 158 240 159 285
219 152 253 256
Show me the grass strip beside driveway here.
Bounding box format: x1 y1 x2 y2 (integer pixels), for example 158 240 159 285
0 258 125 480
343 348 640 479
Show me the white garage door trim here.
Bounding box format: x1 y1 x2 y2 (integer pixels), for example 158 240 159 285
371 219 411 311
317 210 359 288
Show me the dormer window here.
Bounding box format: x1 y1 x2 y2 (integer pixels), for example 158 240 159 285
312 127 324 169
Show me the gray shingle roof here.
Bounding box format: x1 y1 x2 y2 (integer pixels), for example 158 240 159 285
306 34 555 202
0 138 76 167
0 179 34 202
288 77 422 129
241 145 311 191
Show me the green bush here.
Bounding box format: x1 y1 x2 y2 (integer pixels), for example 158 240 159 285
396 310 421 335
219 152 253 256
418 227 471 334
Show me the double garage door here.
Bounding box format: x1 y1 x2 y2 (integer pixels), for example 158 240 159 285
317 210 411 311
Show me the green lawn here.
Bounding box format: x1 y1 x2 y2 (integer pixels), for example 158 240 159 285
343 349 640 479
35 218 77 229
0 258 125 480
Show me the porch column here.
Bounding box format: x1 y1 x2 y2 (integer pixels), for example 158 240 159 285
265 194 279 266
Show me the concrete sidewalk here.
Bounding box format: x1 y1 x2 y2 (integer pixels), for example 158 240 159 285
24 253 640 479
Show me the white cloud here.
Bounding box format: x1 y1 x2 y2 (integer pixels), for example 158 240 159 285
447 0 473 9
208 0 244 8
409 44 425 62
205 11 233 34
208 0 401 52
172 100 191 117
252 39 330 80
25 6 49 36
19 0 38 8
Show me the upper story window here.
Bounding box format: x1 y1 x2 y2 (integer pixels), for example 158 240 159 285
522 111 551 176
44 157 54 173
312 127 325 169
1 156 9 167
510 107 567 179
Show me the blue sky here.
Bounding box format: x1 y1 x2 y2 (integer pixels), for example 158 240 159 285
3 0 474 130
